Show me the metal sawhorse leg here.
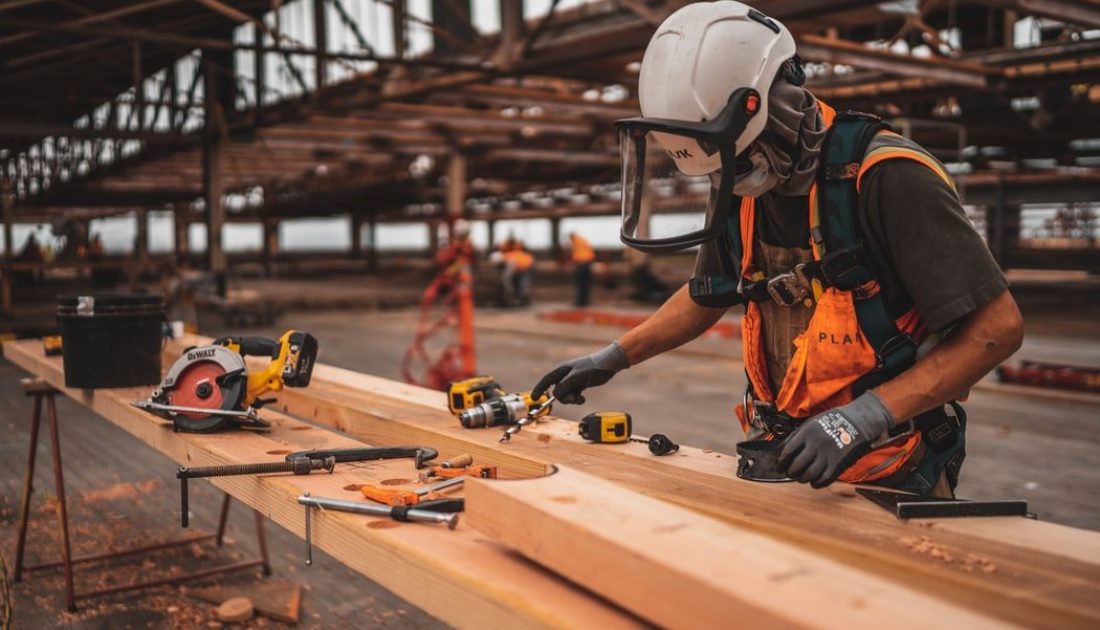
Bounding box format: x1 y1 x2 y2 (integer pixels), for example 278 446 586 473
12 378 271 612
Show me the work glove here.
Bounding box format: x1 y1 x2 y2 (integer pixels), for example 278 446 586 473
777 391 895 489
532 341 630 405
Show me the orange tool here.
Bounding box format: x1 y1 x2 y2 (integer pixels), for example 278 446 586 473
360 476 465 507
420 463 497 482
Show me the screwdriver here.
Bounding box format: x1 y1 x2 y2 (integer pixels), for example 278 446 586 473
360 475 466 506
500 395 556 443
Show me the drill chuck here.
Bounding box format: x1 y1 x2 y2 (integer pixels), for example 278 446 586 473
459 394 529 428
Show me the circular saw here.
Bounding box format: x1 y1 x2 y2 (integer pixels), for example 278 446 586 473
133 330 318 433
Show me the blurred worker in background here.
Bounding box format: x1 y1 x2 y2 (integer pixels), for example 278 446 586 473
504 239 534 306
435 219 475 282
569 232 596 307
533 1 1023 498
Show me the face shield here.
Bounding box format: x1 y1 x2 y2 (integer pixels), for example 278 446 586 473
617 88 762 253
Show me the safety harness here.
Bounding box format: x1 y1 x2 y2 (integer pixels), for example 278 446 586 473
691 111 916 384
691 112 964 484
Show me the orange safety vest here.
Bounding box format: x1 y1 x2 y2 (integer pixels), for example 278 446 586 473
571 236 596 264
506 249 535 271
737 100 956 484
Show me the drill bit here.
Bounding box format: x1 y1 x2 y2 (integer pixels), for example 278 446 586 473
500 395 555 443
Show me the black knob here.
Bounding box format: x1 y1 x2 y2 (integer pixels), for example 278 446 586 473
648 434 679 456
196 382 213 399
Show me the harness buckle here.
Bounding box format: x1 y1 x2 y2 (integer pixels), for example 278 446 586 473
818 247 866 290
689 276 713 297
766 272 810 307
876 333 915 370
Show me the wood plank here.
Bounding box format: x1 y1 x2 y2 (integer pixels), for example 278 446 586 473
167 337 1100 629
2 340 644 630
465 466 1010 630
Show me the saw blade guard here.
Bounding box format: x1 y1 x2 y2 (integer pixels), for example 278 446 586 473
157 345 247 426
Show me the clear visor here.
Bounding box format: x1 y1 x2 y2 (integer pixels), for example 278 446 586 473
620 129 720 245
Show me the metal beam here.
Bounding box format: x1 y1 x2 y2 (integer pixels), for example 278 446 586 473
313 0 328 89
0 121 192 143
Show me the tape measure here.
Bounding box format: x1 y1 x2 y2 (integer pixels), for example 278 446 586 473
578 412 632 444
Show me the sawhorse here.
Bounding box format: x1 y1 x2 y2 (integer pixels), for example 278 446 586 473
12 377 271 611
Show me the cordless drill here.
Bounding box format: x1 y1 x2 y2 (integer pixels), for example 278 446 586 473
458 391 550 428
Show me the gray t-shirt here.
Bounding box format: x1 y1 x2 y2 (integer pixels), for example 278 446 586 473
694 158 1008 332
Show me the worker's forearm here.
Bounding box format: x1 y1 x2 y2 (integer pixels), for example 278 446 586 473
874 289 1024 422
617 284 729 365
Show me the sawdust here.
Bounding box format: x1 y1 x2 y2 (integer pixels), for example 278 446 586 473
80 479 162 503
342 484 363 492
380 479 414 486
266 449 291 455
900 536 997 573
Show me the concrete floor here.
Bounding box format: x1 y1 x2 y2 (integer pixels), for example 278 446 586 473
2 298 1098 628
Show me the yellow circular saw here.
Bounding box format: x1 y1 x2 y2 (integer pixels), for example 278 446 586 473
133 330 318 433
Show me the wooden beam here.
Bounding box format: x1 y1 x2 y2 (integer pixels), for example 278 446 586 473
0 15 486 71
971 0 1100 29
797 33 998 89
171 339 1100 629
445 152 466 220
466 467 1008 629
0 340 644 630
0 0 185 48
202 50 228 298
1 175 12 317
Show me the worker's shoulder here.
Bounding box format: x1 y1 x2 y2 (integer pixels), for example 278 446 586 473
857 131 953 191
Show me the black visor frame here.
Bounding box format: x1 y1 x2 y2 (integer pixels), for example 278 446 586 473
615 87 761 253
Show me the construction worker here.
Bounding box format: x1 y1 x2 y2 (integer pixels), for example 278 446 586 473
533 1 1024 498
569 232 596 307
434 219 475 279
504 239 535 306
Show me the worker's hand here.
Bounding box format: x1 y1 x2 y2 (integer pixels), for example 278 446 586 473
777 391 895 488
532 341 630 405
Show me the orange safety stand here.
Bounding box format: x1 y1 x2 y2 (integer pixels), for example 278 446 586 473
402 250 477 389
12 378 270 612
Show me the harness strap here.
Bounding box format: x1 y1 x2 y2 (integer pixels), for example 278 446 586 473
819 113 917 391
688 196 746 308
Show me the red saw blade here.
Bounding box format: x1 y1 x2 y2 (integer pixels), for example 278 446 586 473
166 361 229 418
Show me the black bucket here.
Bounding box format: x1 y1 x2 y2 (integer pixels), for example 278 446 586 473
56 294 165 388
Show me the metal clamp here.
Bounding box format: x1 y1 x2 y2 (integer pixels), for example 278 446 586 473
766 271 811 307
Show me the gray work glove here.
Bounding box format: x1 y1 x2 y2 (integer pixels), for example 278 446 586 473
532 341 630 405
777 391 895 488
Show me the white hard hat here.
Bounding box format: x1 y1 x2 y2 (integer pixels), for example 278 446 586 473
639 1 798 174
